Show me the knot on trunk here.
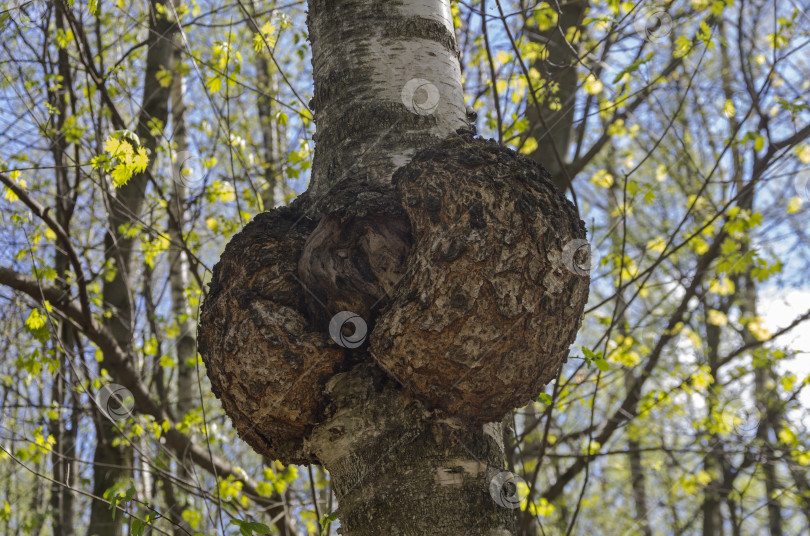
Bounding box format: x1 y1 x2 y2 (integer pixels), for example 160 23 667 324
297 181 412 329
198 207 345 464
198 135 589 464
370 135 589 423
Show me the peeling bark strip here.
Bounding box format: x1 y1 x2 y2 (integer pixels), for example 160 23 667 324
371 135 589 423
306 0 469 199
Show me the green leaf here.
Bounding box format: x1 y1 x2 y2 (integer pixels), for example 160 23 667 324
612 52 655 84
582 346 609 371
110 164 132 188
229 520 270 536
156 66 173 88
594 356 610 372
25 308 47 331
320 511 339 535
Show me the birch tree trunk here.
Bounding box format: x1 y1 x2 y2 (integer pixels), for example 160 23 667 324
168 44 196 421
199 1 588 533
301 2 512 530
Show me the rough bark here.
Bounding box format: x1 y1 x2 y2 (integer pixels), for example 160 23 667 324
371 136 589 422
308 363 516 535
199 0 589 532
200 136 587 531
199 206 346 464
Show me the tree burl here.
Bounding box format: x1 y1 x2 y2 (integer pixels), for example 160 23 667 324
198 134 589 464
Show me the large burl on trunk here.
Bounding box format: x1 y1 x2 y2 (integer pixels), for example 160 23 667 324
198 133 589 533
372 136 589 423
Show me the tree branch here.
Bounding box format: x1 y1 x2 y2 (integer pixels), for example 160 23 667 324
0 266 293 527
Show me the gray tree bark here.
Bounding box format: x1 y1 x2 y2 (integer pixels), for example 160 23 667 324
248 0 284 208
525 0 588 193
168 43 196 421
199 1 588 533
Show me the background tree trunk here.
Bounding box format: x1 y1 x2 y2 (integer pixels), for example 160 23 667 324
526 0 588 193
90 0 177 533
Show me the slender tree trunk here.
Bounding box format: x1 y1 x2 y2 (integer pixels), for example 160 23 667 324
49 6 78 533
702 311 725 536
168 43 196 421
49 176 78 536
526 0 588 193
249 0 284 208
603 150 654 536
165 42 196 536
91 0 178 533
49 237 78 536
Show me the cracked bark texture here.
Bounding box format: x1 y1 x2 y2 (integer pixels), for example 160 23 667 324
198 0 589 532
371 135 589 423
199 206 345 464
308 363 516 535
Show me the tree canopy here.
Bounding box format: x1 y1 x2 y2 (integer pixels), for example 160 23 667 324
0 0 809 534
